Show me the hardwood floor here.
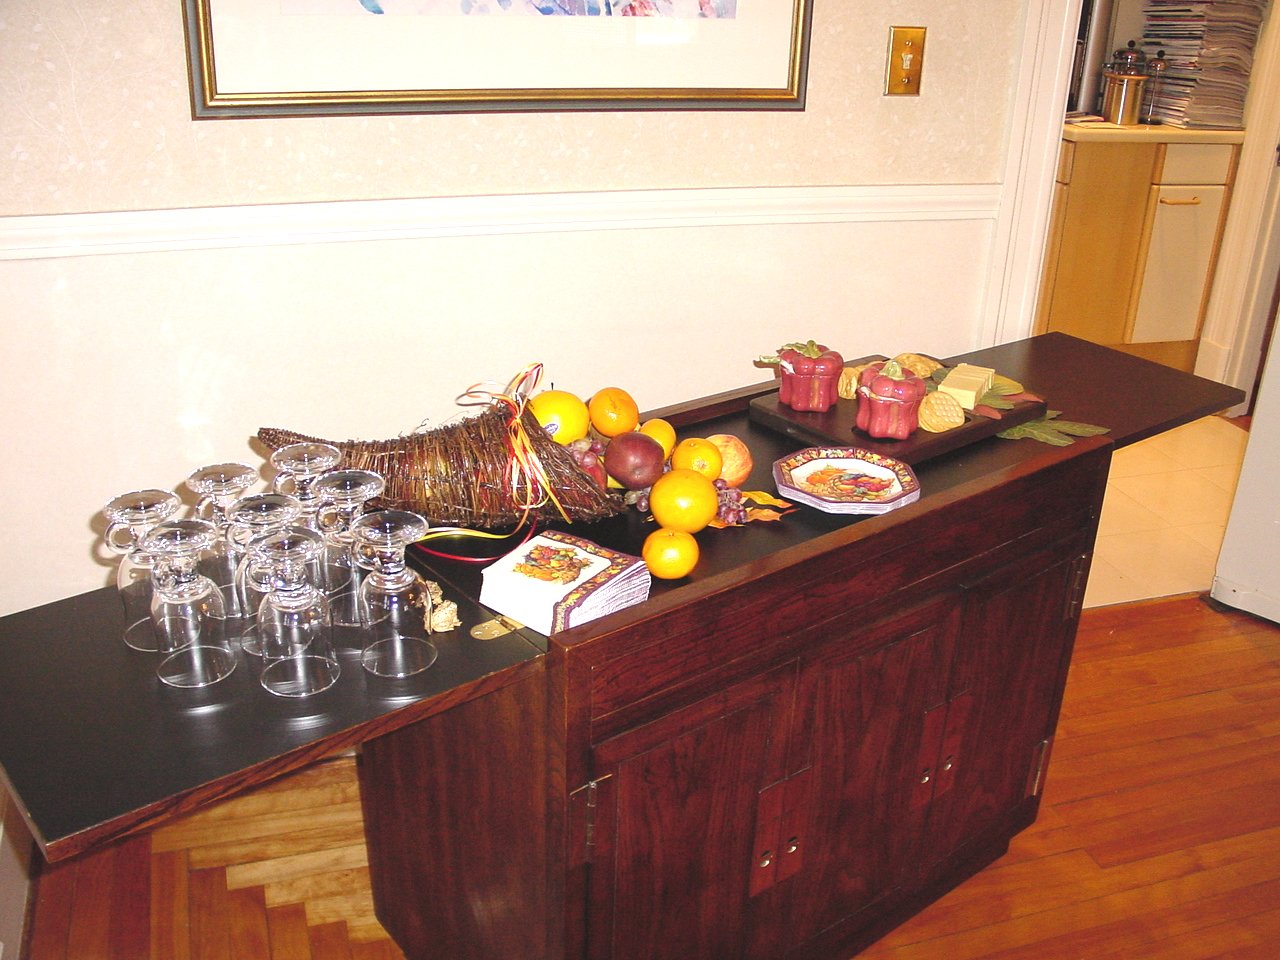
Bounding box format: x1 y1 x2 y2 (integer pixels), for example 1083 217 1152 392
19 594 1280 959
859 594 1280 960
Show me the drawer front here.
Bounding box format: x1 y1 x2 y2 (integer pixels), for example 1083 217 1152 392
1159 144 1235 185
580 444 1111 741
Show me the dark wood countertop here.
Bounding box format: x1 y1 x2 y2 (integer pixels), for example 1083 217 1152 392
0 585 544 862
0 333 1244 864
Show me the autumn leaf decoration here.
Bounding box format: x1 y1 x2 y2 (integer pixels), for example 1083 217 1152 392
997 410 1111 447
707 490 794 528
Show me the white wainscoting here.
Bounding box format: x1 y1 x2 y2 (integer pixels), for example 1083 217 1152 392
1 184 1001 260
0 183 1001 617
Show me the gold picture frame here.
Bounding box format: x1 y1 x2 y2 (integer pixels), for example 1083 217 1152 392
183 0 813 118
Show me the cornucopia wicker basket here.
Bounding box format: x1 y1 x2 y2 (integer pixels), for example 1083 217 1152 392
257 406 624 531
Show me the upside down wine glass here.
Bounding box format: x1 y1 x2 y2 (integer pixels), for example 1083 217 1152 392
226 492 303 656
142 518 238 688
255 527 341 698
186 462 257 618
102 488 183 652
351 510 437 678
270 442 342 530
313 468 386 633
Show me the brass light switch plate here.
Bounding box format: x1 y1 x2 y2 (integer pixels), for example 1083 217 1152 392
885 26 926 96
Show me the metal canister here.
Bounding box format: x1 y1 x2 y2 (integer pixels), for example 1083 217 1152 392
1102 40 1147 125
1102 72 1147 124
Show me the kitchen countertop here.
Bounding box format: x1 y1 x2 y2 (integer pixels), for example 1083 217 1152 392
1062 121 1245 144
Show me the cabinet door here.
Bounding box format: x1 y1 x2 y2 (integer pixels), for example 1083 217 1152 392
925 544 1090 863
771 596 962 955
1040 141 1157 344
584 663 797 960
1130 184 1227 344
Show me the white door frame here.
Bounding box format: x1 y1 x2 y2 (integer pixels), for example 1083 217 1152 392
1195 6 1280 404
984 0 1084 347
998 0 1279 402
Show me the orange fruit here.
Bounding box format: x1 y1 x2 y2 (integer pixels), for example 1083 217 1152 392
671 437 724 482
588 387 640 438
705 434 754 487
639 418 678 460
527 389 589 445
642 527 700 580
649 468 718 534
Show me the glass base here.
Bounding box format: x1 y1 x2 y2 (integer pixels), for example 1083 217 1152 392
157 645 238 688
361 637 438 678
261 655 341 698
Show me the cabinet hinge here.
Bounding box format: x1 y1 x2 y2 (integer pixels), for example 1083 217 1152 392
1064 553 1090 621
1027 738 1053 797
571 775 612 859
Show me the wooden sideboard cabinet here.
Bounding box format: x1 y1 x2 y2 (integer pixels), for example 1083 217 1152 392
1035 127 1240 372
358 426 1109 960
2 335 1243 960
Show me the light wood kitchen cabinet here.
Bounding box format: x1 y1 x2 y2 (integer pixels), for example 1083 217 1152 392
1035 127 1240 372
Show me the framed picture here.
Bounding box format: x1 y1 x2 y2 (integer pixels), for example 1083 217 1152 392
183 1 813 119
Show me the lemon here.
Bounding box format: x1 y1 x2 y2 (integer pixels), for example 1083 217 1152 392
528 390 590 445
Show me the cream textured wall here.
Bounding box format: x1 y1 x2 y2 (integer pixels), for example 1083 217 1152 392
1 1 1022 215
0 0 1042 922
0 0 1034 619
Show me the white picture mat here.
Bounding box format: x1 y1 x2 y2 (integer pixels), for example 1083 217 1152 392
204 0 802 96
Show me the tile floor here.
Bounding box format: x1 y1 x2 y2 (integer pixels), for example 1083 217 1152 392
1083 414 1251 608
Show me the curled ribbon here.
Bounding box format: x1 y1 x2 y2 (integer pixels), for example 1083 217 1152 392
455 362 573 528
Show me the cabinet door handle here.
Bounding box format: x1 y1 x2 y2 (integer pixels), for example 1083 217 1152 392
1159 196 1202 206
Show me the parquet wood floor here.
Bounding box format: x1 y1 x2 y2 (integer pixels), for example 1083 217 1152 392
19 593 1280 959
23 756 404 960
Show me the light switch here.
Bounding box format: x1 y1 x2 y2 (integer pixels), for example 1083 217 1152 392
885 26 926 96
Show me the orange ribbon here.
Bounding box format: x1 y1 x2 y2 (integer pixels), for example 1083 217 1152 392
457 363 572 527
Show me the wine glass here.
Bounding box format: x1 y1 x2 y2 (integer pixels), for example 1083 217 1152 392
102 488 183 652
351 510 438 678
313 468 386 634
226 492 302 655
270 442 342 530
255 527 341 698
186 462 258 617
142 518 237 688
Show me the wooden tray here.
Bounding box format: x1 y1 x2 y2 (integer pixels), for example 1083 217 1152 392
747 357 1048 466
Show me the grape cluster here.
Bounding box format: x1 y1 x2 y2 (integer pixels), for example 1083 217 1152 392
715 479 748 526
567 437 606 464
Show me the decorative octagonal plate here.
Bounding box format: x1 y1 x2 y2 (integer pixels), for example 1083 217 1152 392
773 446 920 515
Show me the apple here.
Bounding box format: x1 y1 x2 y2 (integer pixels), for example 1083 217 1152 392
603 431 666 490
